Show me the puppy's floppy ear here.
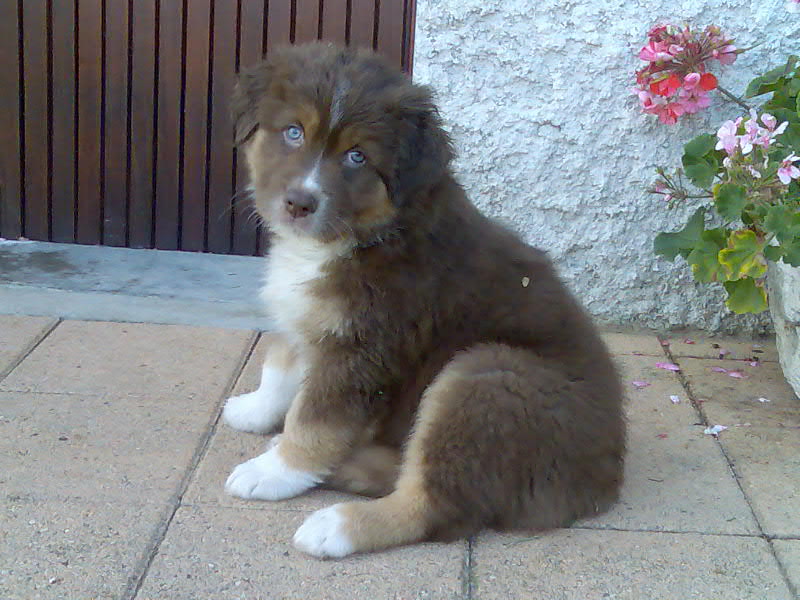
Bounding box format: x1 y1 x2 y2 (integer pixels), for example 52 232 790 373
231 62 272 146
392 91 455 204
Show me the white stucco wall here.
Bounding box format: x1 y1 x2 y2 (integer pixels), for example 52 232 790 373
414 0 799 333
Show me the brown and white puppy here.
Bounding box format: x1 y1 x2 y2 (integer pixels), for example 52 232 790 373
221 43 625 558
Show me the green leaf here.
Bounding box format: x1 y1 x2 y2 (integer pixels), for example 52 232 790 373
780 123 800 153
764 245 785 262
718 230 768 280
682 154 718 189
783 238 800 267
764 205 800 243
746 65 787 98
713 183 748 222
654 208 705 261
687 229 728 283
723 279 769 313
746 58 797 98
683 134 717 159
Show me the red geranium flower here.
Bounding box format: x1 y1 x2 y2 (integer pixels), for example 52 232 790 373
650 74 682 97
699 72 718 91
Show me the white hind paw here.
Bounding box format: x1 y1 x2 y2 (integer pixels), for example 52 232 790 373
294 504 355 558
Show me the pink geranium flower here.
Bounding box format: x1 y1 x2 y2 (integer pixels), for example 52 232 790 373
712 45 738 65
639 40 674 63
715 118 742 155
778 153 800 185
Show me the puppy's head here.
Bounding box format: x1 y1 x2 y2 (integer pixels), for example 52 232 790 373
232 43 453 246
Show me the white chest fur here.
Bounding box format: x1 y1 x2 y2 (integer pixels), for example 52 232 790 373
262 235 351 341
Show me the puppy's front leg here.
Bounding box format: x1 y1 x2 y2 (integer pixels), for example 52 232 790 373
225 353 379 501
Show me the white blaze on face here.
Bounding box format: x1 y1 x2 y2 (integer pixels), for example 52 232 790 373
301 158 324 195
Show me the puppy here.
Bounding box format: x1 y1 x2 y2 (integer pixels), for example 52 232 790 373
221 43 625 558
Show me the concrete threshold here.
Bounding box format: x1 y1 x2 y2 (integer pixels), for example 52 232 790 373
0 240 271 330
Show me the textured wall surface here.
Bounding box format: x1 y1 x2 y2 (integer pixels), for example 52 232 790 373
414 0 799 333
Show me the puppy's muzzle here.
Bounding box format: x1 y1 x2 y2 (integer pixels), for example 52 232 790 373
285 189 319 219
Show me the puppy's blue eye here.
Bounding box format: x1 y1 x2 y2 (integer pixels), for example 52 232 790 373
283 125 304 146
346 149 366 166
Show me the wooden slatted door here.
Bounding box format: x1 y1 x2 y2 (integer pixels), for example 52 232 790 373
0 0 416 255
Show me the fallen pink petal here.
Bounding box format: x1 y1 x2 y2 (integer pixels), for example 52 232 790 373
748 361 759 367
727 371 746 379
711 366 728 373
632 380 651 389
682 338 695 344
655 362 681 371
656 433 669 439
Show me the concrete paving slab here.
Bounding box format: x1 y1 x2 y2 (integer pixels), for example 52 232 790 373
600 331 666 356
578 355 758 534
717 427 800 538
773 540 800 598
664 334 779 362
136 505 465 600
472 529 793 600
0 315 56 379
667 355 800 538
1 389 227 503
0 498 166 600
0 320 254 399
680 358 800 429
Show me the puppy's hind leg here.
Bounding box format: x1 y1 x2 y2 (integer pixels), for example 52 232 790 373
223 332 304 434
294 343 625 558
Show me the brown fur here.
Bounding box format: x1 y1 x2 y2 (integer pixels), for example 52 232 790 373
232 42 625 554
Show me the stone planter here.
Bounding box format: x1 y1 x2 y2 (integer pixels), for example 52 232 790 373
768 260 800 399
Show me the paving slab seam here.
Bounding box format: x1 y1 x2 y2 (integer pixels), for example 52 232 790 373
0 317 60 383
460 536 475 599
571 524 770 538
659 338 798 597
123 330 261 600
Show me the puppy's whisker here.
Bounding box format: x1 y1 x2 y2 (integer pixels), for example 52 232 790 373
216 187 257 223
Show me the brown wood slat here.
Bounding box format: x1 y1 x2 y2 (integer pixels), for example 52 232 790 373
266 0 292 49
206 0 238 254
0 1 23 240
102 0 130 246
376 0 404 68
153 0 183 250
320 0 347 44
50 0 76 243
76 0 103 244
349 0 376 50
22 0 50 241
403 0 415 72
293 0 320 43
128 0 157 248
181 0 212 251
232 0 266 255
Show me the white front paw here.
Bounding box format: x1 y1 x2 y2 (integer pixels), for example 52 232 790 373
225 446 320 501
294 504 355 558
222 391 283 434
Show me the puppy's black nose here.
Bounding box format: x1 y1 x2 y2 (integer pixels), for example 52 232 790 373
284 190 318 219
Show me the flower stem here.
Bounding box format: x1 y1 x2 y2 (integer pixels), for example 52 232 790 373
716 85 751 111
